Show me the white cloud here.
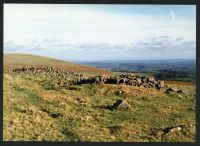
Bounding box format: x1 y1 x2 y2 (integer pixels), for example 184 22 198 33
4 4 195 44
3 4 196 60
4 36 196 61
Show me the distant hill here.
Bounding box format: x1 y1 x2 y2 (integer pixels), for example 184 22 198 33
4 54 112 75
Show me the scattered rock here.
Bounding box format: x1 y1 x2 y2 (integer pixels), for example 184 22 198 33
107 99 132 110
110 135 116 140
163 126 182 133
115 90 123 95
166 87 178 92
76 97 87 103
178 95 183 98
50 113 63 118
189 123 196 128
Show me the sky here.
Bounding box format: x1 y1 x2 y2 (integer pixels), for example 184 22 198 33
4 4 196 61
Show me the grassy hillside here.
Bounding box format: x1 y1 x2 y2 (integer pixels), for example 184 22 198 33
4 54 112 75
3 73 196 142
3 54 196 142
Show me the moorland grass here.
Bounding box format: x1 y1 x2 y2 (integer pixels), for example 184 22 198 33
3 73 196 142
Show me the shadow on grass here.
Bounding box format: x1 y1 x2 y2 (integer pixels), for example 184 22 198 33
61 128 80 141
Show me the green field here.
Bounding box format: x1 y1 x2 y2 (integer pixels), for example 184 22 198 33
3 73 196 142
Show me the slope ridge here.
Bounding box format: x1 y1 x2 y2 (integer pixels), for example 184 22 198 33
4 54 112 75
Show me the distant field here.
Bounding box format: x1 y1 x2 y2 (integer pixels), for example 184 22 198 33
164 78 195 83
79 60 196 83
165 81 195 86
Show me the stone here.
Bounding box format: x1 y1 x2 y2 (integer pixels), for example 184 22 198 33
166 87 178 92
177 89 183 93
172 87 178 92
119 78 126 84
148 77 155 83
148 82 154 87
127 80 136 86
141 77 147 83
76 97 86 103
116 90 123 95
155 83 161 90
127 73 135 78
116 77 121 85
51 113 63 118
178 95 183 98
94 76 101 83
111 99 132 110
107 78 117 84
160 81 165 88
136 78 142 85
163 126 182 133
110 135 116 140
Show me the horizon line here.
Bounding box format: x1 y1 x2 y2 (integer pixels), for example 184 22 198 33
4 53 196 62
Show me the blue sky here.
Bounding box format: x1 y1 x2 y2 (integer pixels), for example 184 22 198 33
4 4 196 61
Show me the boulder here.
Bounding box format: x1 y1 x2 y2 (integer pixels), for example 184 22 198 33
136 78 142 85
141 77 147 83
166 87 178 92
94 76 101 84
148 77 155 83
110 99 132 110
119 78 126 84
163 126 182 133
127 73 135 77
160 81 165 88
155 83 161 90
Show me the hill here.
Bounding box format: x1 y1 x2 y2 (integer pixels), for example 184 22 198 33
3 54 196 142
3 54 112 75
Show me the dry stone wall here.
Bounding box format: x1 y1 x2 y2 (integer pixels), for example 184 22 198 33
10 66 168 90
